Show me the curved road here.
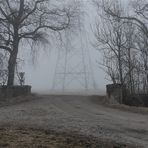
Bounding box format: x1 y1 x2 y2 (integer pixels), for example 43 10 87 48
0 95 148 147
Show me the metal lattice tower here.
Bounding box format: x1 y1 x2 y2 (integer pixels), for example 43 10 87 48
52 27 97 93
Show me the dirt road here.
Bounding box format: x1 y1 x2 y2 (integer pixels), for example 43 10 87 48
0 95 148 147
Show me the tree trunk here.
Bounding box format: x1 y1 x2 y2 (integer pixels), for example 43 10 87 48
128 48 133 94
7 51 18 86
118 50 123 85
7 36 19 86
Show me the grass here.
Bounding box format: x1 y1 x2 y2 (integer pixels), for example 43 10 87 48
0 128 141 148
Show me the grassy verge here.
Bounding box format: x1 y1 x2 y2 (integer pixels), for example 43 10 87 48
0 128 141 148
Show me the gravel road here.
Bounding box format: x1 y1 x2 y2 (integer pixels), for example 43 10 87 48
0 95 148 147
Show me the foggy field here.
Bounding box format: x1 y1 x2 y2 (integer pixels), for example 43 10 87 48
0 95 148 148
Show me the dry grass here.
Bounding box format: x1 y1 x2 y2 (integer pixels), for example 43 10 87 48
0 128 139 148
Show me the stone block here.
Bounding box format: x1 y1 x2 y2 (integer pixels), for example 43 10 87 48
106 84 126 104
0 85 31 98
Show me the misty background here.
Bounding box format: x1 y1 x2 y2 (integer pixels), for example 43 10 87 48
20 0 128 94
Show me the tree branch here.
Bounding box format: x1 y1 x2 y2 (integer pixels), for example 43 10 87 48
0 45 12 53
105 8 148 37
18 0 24 19
20 20 70 39
20 0 45 23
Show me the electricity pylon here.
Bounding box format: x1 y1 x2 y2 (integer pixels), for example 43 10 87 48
52 27 96 93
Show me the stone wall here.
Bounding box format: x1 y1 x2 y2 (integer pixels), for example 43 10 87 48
106 84 126 104
0 86 31 98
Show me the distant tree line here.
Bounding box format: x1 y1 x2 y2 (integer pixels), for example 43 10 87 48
94 0 148 94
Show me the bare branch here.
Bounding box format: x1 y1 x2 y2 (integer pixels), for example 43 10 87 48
0 46 11 53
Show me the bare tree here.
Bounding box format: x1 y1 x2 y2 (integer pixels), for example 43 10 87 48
94 0 148 94
122 23 137 94
102 0 148 38
94 0 127 85
135 31 148 93
94 0 146 95
0 0 80 86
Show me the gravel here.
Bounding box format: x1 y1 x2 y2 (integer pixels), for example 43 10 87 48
0 95 148 147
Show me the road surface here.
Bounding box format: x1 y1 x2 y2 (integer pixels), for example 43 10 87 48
0 95 148 147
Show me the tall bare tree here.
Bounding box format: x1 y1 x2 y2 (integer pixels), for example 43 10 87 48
122 23 137 94
0 0 80 86
94 0 127 85
94 0 148 94
135 31 148 93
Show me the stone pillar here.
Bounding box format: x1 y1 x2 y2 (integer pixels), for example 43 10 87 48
106 84 126 104
0 85 31 98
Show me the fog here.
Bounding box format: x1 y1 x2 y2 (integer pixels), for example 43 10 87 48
21 0 124 95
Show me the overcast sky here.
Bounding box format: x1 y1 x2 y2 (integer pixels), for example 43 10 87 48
22 0 129 94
